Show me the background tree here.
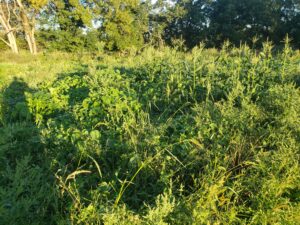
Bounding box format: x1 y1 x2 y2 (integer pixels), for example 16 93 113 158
146 0 173 48
164 0 211 48
37 0 95 52
208 0 282 46
3 0 300 52
12 0 48 54
163 0 300 48
275 0 300 47
0 0 19 53
99 0 149 51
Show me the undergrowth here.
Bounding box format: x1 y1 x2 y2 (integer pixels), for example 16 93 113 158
0 42 299 224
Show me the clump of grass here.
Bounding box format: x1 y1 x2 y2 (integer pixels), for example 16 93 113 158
0 42 299 224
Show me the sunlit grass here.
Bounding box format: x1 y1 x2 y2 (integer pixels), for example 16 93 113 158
0 43 299 224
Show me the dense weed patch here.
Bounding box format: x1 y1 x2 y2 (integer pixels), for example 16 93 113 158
0 43 300 224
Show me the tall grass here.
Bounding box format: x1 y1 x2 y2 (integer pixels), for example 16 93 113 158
0 42 299 224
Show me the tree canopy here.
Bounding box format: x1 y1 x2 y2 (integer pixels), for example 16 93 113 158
1 0 300 53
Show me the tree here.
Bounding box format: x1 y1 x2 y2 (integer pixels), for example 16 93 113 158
99 0 149 51
145 0 181 48
15 0 36 54
275 0 300 47
208 0 278 46
15 0 49 54
164 0 211 48
0 0 50 54
36 0 94 52
0 0 19 53
163 0 300 48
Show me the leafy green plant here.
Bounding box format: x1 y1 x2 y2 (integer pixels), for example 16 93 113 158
0 43 299 224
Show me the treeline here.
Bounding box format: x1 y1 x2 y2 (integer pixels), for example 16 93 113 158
1 0 300 54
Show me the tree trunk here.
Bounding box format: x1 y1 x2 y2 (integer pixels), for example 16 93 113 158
6 30 19 53
16 0 37 54
0 10 19 53
20 12 37 54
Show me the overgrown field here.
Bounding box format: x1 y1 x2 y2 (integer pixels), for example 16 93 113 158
0 43 300 224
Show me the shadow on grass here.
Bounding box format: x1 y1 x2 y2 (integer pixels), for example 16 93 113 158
0 77 60 224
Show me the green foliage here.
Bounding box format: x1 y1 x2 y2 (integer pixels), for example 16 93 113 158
166 0 300 48
0 155 58 225
3 0 300 53
37 29 100 52
99 0 149 51
0 44 300 224
34 0 96 52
